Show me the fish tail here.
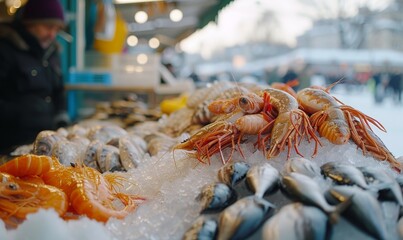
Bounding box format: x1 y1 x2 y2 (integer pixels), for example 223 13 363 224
328 195 354 224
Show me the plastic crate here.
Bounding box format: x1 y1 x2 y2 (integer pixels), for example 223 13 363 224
68 71 112 84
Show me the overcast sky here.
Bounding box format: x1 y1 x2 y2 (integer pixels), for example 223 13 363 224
180 0 392 57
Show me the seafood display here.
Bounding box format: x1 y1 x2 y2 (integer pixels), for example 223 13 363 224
174 84 400 172
0 82 402 239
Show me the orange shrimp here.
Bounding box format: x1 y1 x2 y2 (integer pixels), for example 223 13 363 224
0 154 61 177
297 87 399 170
173 119 241 164
43 165 143 222
174 92 276 164
0 172 68 226
297 88 350 145
263 88 321 159
0 154 144 222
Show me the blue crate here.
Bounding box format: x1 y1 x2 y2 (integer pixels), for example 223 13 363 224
68 71 112 84
67 71 112 120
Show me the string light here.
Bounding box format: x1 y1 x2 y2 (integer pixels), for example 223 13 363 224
134 10 148 23
169 8 183 22
148 37 160 49
127 35 139 46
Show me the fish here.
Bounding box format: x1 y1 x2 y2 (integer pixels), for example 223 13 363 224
283 156 322 178
245 162 280 198
281 172 348 223
262 203 331 240
119 136 142 170
182 216 218 240
96 145 122 172
358 166 403 206
325 185 388 240
82 140 103 171
51 140 84 166
33 130 66 156
87 125 128 143
217 195 275 240
320 162 369 189
218 161 250 187
196 182 237 213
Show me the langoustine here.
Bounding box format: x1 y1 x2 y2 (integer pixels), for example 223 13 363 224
296 87 400 171
261 88 320 158
173 89 274 164
174 87 321 164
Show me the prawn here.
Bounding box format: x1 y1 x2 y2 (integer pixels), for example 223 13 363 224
174 92 275 164
0 155 144 222
173 118 241 164
0 172 68 227
297 87 399 170
263 88 321 159
0 154 61 177
42 164 144 222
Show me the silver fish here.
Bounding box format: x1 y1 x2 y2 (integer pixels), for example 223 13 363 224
283 156 322 178
358 166 403 206
119 136 142 170
196 182 237 213
87 125 128 143
83 140 103 171
281 172 337 214
217 195 275 240
321 162 369 189
33 130 66 156
182 216 217 240
96 144 122 172
246 162 280 198
218 161 250 187
51 140 83 166
262 203 330 240
325 185 388 240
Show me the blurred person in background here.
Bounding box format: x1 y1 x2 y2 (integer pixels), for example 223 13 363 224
0 0 70 154
389 70 402 104
282 69 299 91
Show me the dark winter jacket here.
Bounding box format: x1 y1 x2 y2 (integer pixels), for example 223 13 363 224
0 21 67 152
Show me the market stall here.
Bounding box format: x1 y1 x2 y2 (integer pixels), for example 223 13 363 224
0 81 403 239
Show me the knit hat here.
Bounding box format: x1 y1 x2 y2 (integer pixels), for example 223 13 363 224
20 0 65 27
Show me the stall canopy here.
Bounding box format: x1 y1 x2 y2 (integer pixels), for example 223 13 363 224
114 0 235 47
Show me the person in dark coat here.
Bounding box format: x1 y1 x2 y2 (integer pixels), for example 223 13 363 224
0 0 70 153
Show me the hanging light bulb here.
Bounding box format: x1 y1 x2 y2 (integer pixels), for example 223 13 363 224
148 37 160 49
134 10 148 23
127 35 138 47
169 9 183 22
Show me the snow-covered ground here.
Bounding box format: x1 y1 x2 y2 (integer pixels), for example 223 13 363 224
331 85 403 158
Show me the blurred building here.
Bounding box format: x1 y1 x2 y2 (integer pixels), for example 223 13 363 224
297 0 403 52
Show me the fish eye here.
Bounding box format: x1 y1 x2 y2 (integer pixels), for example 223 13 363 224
7 183 18 190
239 97 249 106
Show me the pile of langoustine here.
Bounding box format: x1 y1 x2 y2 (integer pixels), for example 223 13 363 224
0 154 144 228
173 80 401 172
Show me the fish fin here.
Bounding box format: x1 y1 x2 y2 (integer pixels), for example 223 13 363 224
328 195 354 224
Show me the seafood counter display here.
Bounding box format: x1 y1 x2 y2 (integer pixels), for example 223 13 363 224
1 81 403 240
